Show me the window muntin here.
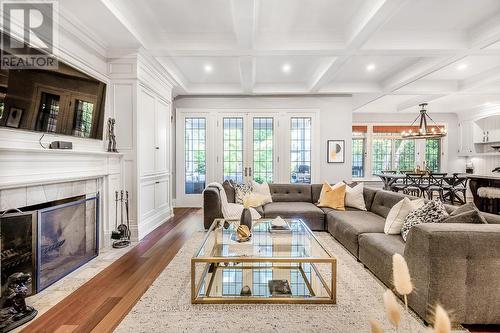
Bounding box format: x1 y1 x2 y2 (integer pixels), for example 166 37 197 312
253 117 273 184
223 117 244 183
185 117 206 194
290 117 312 184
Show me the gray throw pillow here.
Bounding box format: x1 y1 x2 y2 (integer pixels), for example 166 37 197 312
222 180 235 203
443 203 487 224
401 200 449 241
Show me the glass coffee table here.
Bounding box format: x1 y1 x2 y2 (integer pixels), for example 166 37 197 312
191 219 336 304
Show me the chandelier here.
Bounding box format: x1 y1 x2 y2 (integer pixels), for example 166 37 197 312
401 103 447 139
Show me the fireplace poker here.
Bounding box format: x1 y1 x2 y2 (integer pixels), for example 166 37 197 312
113 190 131 248
111 191 121 240
125 190 130 240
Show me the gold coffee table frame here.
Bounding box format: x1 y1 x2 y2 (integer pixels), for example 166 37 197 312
191 219 337 304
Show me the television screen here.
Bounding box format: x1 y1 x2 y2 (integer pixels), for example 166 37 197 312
0 58 106 140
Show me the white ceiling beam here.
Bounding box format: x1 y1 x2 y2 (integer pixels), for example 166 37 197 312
459 66 500 91
468 12 500 49
309 0 409 92
231 0 258 93
396 94 446 112
239 56 256 94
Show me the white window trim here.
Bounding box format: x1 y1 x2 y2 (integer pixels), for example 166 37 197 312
352 123 448 181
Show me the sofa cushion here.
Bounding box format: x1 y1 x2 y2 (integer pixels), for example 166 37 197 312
311 184 323 203
401 200 449 241
358 233 406 287
363 186 378 211
268 184 312 202
370 190 406 218
263 202 324 230
253 205 264 216
326 210 385 257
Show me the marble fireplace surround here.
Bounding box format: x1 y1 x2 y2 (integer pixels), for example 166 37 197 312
0 146 124 248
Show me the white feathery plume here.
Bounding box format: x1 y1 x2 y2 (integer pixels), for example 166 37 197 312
369 319 383 333
392 253 413 310
433 305 451 333
383 289 402 329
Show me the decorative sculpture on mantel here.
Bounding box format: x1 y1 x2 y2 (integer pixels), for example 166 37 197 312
107 118 118 153
0 272 38 332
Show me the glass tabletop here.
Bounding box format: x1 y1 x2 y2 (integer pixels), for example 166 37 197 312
194 219 333 260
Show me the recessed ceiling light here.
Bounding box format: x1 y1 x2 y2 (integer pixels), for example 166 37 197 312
282 63 291 73
456 63 467 71
366 63 376 72
204 64 213 73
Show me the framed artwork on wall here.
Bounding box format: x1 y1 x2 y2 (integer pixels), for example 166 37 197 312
6 107 23 128
327 140 344 163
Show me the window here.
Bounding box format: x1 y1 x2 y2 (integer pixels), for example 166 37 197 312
353 124 444 177
222 269 243 296
290 117 311 183
36 92 60 133
425 139 441 173
253 118 273 184
352 130 366 178
223 117 244 183
371 137 392 175
72 100 94 138
394 139 415 172
185 117 206 194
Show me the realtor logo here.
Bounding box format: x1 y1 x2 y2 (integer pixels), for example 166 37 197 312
1 0 58 69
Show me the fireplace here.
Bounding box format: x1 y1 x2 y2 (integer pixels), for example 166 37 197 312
1 195 99 295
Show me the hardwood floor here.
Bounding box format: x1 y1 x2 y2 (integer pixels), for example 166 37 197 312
21 208 201 333
21 208 499 333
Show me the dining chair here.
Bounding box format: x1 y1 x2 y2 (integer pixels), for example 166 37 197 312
403 174 423 197
425 173 447 200
446 174 468 205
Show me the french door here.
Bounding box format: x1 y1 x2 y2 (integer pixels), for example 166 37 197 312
217 113 278 184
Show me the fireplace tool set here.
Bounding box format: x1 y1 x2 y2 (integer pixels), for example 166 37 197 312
111 190 131 248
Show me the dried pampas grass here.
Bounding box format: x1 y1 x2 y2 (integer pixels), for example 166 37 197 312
369 319 383 333
433 305 451 333
383 289 401 328
392 253 413 310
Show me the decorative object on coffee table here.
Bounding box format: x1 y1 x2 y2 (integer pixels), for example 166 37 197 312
0 272 38 332
268 279 292 297
240 285 252 296
236 225 251 242
240 207 252 230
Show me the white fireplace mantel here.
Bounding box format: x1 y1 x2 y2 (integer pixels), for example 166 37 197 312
0 146 123 190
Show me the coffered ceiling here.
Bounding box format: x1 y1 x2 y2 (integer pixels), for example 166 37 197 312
60 0 500 115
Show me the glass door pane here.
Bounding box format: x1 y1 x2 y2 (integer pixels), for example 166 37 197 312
290 117 311 184
185 117 206 194
252 117 273 183
223 117 244 183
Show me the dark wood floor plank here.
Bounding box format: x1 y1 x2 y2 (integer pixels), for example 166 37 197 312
21 208 201 333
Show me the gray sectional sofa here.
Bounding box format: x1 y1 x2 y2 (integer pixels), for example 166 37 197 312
203 183 500 325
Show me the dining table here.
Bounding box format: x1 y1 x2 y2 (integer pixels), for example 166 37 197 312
374 172 468 204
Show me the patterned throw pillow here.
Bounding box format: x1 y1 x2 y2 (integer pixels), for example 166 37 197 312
234 183 252 204
401 199 449 241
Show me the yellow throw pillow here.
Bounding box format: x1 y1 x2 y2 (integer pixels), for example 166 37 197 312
317 182 346 210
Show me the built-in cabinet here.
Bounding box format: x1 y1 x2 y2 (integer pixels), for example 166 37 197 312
108 53 174 241
458 113 500 156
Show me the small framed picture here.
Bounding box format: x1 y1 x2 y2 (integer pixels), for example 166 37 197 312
6 107 23 128
327 140 345 163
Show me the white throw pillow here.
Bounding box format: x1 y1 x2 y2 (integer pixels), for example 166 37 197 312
384 197 425 234
344 182 367 211
251 180 272 205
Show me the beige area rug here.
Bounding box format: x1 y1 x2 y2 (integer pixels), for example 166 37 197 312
116 232 466 333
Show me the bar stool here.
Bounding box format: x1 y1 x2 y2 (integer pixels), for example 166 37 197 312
477 187 500 214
